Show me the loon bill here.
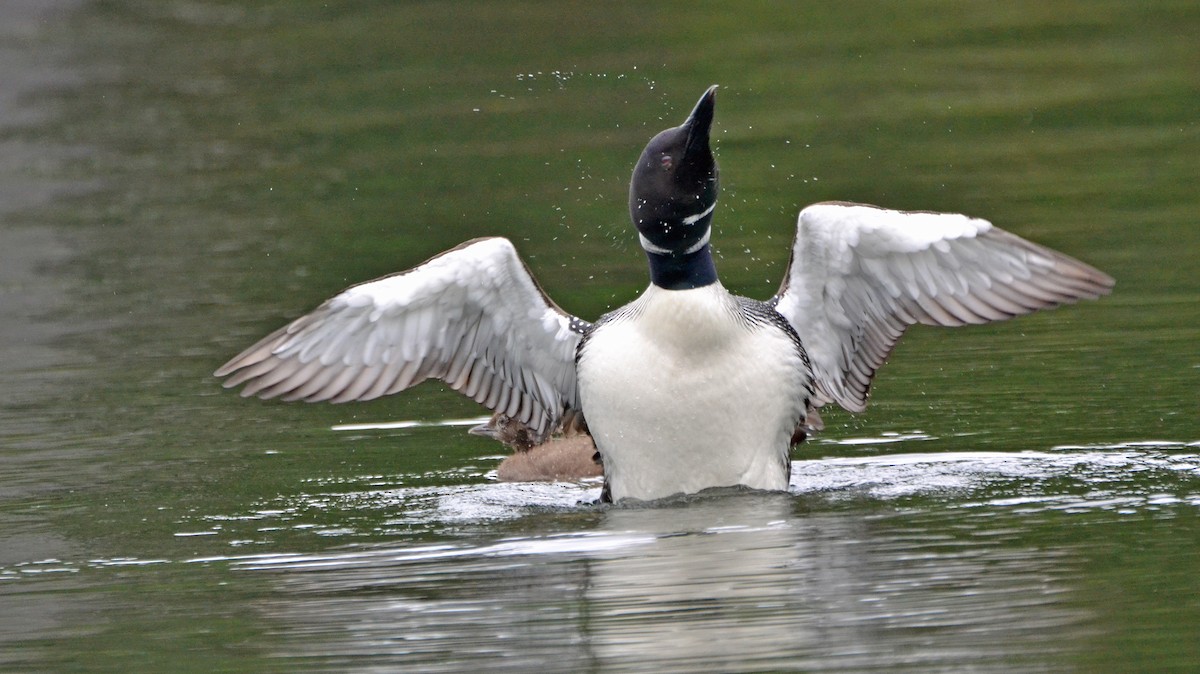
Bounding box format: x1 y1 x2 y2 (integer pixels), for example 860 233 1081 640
216 85 1114 503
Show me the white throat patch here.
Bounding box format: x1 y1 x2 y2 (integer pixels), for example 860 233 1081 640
638 201 716 255
639 227 711 256
682 201 716 225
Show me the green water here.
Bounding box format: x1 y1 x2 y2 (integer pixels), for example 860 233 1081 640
1 1 1197 671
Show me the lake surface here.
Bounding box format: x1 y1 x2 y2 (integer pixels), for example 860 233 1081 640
1 1 1197 671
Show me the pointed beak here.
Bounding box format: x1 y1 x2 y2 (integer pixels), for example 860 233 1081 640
468 422 498 439
683 85 717 156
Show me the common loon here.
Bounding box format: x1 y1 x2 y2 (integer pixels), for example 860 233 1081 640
215 85 1114 502
469 413 602 482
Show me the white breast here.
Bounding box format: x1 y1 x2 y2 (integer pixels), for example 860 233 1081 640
577 284 810 501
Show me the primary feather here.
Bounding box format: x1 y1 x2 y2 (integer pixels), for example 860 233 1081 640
772 202 1115 413
215 237 587 441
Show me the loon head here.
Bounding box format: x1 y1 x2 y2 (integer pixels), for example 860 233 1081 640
629 86 720 289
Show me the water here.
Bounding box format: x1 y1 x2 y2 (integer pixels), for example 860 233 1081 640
2 1 1197 671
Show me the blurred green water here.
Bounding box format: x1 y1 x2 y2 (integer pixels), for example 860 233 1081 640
0 1 1197 671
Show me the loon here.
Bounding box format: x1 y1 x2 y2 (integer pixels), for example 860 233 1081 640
215 85 1114 502
470 413 603 482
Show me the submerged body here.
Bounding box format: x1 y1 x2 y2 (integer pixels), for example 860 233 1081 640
578 284 809 501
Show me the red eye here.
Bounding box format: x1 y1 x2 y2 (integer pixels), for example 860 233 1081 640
660 154 673 169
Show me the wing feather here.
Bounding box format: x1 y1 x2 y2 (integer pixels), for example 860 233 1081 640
773 202 1114 412
216 237 588 441
281 363 340 402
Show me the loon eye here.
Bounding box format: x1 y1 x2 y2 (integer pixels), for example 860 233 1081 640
660 154 673 170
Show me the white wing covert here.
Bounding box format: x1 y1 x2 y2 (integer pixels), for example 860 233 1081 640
772 202 1114 413
215 237 587 441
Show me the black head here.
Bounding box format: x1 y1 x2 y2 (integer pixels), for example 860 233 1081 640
629 85 719 257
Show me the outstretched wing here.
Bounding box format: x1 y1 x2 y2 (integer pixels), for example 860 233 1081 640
215 237 589 441
772 201 1114 413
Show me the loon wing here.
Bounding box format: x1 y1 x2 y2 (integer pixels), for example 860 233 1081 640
215 237 589 441
771 201 1114 413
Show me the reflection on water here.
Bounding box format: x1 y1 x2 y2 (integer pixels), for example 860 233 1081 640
235 495 1081 672
158 447 1191 672
585 499 1076 673
195 442 1199 540
3 438 1197 670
